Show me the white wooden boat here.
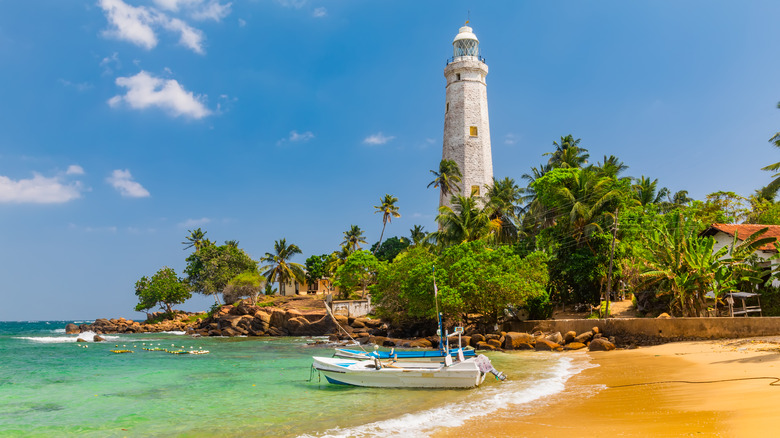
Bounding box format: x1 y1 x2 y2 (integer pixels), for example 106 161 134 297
334 347 476 361
312 354 503 388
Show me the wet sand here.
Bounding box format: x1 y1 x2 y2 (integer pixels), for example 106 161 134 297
437 337 780 437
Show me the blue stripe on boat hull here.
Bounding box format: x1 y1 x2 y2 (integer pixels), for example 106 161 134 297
324 375 351 386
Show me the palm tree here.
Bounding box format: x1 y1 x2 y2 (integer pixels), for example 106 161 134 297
409 225 429 246
594 155 629 179
632 176 669 206
342 225 367 252
435 194 492 246
260 238 305 296
484 177 522 243
428 159 463 201
545 135 589 169
373 194 401 254
182 228 209 251
555 169 622 249
763 102 780 196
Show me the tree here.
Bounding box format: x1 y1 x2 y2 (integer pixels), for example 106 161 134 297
333 250 382 299
182 228 212 251
484 177 522 243
184 243 258 304
595 155 629 179
342 225 367 252
135 267 192 315
305 254 333 292
373 194 401 254
632 176 669 206
545 135 589 169
428 159 463 200
260 238 305 296
763 101 780 196
409 225 430 246
435 194 493 246
370 236 410 262
223 272 265 304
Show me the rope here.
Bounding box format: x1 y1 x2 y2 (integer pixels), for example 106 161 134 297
609 376 780 388
324 297 368 353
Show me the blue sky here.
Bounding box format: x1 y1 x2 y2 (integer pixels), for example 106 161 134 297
1 1 779 321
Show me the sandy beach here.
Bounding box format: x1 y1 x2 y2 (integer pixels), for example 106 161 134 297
438 337 780 437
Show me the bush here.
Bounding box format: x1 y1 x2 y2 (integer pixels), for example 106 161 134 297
525 291 553 320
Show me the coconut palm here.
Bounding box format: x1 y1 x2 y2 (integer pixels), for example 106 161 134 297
545 135 589 169
182 228 210 251
342 225 367 252
260 238 305 296
594 155 629 179
373 194 401 254
435 194 493 246
632 176 669 206
428 159 463 200
484 177 522 243
555 169 622 249
764 102 780 196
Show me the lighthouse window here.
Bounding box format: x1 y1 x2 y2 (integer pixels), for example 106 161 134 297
471 185 480 196
446 102 449 113
456 73 461 81
469 126 478 137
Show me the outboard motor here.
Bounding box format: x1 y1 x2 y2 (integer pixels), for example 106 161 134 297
474 354 507 381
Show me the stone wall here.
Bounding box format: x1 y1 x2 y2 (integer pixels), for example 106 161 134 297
331 297 372 318
511 317 780 342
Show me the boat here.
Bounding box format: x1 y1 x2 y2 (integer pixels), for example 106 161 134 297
333 346 476 361
311 353 503 388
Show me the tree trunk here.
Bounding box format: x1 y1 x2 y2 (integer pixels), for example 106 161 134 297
374 222 387 255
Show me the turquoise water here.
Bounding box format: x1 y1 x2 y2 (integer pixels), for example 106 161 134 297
0 321 588 437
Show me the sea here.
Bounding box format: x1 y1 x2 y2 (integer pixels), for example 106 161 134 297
0 321 593 437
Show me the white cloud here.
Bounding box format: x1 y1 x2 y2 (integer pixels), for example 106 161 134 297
66 165 85 175
58 79 93 91
99 0 158 50
178 217 211 227
276 0 307 9
99 0 225 53
363 132 395 145
313 7 327 17
109 70 212 119
503 133 519 145
100 52 121 75
106 169 150 198
238 18 246 27
0 172 83 204
277 130 314 146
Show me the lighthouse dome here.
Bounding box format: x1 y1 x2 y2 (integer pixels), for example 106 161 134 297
452 25 479 58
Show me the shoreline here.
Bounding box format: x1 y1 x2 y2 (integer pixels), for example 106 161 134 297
437 337 780 437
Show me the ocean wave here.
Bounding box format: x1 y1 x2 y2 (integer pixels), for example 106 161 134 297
303 355 594 438
14 331 121 344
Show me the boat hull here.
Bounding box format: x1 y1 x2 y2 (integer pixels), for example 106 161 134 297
312 356 487 388
334 348 476 361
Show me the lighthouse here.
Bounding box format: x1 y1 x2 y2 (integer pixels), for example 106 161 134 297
441 23 494 209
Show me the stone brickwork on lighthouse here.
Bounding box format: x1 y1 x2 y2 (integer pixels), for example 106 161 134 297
441 24 493 209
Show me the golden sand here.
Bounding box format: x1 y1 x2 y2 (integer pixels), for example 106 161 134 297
437 337 780 437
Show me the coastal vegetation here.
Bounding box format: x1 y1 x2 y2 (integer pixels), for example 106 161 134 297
133 103 780 330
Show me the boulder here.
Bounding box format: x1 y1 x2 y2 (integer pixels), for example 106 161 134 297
286 317 311 335
93 335 105 342
485 334 501 341
487 339 503 349
470 333 486 347
657 313 672 319
534 339 561 351
409 338 433 348
574 331 593 344
76 338 87 343
350 319 366 329
588 338 616 351
65 323 79 334
564 342 586 351
503 332 535 350
563 331 577 344
592 326 600 335
270 309 287 328
476 341 498 351
546 332 563 345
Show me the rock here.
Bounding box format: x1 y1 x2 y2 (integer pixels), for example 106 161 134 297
334 315 350 326
534 339 561 351
504 332 535 350
76 338 87 343
270 309 287 328
65 323 79 334
93 335 105 342
563 331 577 344
564 342 586 350
476 341 497 351
471 333 486 344
485 334 501 341
516 343 535 350
588 338 616 351
351 319 366 329
546 332 563 345
657 313 672 319
254 310 271 324
383 339 396 347
592 326 600 335
487 339 503 349
574 331 593 344
409 338 433 348
286 317 311 335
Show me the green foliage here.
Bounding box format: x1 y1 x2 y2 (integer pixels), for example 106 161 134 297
373 194 401 255
371 246 438 323
370 236 410 262
260 238 305 295
342 225 367 252
525 290 553 320
304 254 331 286
428 159 463 198
134 267 192 314
223 271 265 304
184 243 258 304
333 250 382 299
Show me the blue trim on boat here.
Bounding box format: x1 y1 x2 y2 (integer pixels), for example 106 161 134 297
337 348 476 359
324 375 351 385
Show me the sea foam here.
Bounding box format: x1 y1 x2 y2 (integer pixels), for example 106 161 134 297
15 331 120 344
304 355 594 438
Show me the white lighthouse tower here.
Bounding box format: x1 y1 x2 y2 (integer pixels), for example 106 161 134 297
441 23 493 209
